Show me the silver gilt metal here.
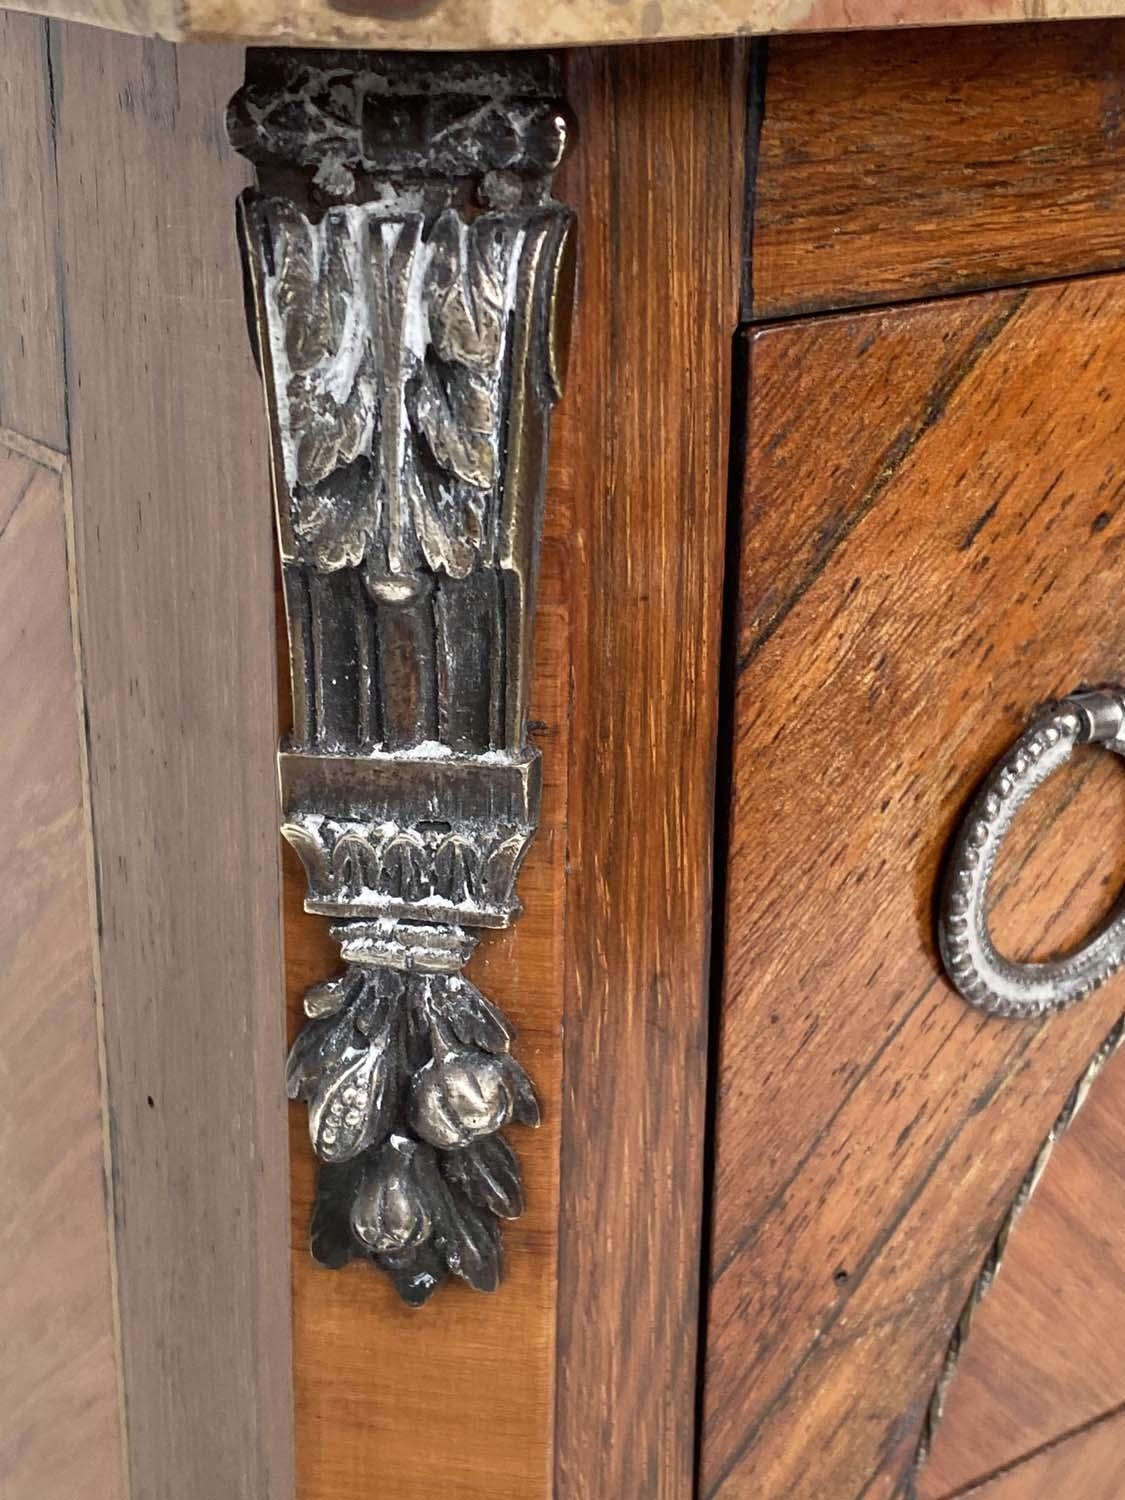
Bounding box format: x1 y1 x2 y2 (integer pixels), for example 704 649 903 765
938 687 1125 1018
229 49 576 1303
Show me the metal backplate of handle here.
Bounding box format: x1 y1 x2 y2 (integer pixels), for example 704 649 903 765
938 687 1125 1018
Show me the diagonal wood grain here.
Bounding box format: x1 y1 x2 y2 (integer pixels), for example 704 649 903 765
702 276 1125 1499
950 1408 1125 1500
0 443 125 1500
50 30 295 1500
919 1042 1125 1496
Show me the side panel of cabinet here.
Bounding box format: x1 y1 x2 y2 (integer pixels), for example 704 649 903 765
0 14 66 447
701 278 1125 1499
3 24 297 1498
50 30 296 1500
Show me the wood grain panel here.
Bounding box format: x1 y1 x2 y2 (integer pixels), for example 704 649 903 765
749 26 1125 320
919 1044 1125 1496
0 444 125 1500
554 42 746 1500
0 12 67 449
701 277 1125 1500
281 42 745 1499
952 1409 1125 1500
51 31 295 1500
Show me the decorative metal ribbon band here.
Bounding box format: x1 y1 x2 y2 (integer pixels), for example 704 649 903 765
938 688 1125 1018
229 51 575 1303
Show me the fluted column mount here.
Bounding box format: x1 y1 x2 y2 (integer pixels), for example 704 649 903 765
229 49 575 1304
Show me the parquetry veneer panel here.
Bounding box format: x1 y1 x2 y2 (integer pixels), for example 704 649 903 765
0 441 124 1500
50 30 295 1500
703 278 1125 1499
919 1042 1125 1496
958 1410 1125 1500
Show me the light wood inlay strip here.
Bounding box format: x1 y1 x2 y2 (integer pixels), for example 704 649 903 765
0 427 67 474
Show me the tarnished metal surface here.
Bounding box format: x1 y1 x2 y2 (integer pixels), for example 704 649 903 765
939 687 1125 1018
231 50 575 1303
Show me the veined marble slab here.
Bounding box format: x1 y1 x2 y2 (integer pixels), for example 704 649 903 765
3 0 1124 50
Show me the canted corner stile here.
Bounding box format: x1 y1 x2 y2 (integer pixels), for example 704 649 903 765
228 50 575 1304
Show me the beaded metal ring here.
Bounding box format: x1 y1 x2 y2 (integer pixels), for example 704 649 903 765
938 689 1125 1018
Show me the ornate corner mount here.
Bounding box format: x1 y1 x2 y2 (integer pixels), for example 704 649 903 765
229 50 575 1304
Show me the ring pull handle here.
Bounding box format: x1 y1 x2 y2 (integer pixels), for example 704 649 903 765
938 687 1125 1018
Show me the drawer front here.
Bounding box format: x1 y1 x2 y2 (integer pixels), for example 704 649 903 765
702 277 1125 1499
747 23 1125 319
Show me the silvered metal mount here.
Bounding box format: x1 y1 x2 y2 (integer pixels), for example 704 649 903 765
229 50 575 1303
939 688 1125 1018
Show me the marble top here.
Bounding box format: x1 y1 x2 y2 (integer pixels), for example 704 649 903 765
4 0 1125 48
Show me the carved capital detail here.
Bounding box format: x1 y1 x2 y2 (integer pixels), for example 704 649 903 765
230 50 574 1303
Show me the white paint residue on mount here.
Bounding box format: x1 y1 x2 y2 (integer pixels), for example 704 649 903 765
284 739 533 763
263 200 426 495
322 207 373 412
261 197 533 584
262 227 297 488
394 217 433 361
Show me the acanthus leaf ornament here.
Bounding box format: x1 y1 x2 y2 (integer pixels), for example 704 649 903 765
229 50 575 1303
